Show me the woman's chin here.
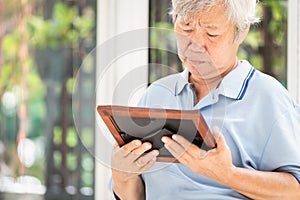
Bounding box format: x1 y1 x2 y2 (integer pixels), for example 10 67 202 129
188 65 220 79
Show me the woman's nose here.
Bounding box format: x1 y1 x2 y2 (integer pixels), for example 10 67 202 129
188 39 206 53
187 29 206 52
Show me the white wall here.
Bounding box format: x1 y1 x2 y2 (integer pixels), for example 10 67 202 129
288 0 300 103
96 0 149 199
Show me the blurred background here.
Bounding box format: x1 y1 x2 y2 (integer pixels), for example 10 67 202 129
0 0 295 199
0 0 96 199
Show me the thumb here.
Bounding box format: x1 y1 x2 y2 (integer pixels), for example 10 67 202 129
212 126 226 150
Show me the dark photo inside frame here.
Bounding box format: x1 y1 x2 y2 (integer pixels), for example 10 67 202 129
97 105 216 162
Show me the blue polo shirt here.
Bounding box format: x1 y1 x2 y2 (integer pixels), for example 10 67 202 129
138 60 300 199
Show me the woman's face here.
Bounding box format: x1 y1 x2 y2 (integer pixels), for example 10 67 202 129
174 2 247 81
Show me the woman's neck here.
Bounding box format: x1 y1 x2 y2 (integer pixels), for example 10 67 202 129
189 58 239 102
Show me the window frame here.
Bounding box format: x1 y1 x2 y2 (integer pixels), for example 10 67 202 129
95 0 149 199
287 0 300 103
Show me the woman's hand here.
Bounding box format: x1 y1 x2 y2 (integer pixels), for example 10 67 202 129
111 140 159 199
161 127 235 185
111 140 159 183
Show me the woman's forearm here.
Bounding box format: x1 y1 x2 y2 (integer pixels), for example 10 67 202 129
113 175 145 200
223 167 300 200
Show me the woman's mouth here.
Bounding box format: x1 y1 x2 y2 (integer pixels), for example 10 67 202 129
187 59 206 66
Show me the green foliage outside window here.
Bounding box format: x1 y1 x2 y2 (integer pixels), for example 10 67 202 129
27 2 94 49
0 0 95 193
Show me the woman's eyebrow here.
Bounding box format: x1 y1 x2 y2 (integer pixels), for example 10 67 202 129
200 23 219 29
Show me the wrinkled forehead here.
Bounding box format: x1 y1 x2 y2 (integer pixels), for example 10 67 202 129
172 0 224 18
176 1 230 25
173 0 228 23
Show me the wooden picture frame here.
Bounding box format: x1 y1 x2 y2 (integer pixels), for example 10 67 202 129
97 105 216 162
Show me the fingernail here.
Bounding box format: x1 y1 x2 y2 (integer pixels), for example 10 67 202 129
135 140 141 146
161 137 167 143
152 150 159 156
144 143 152 149
212 126 220 133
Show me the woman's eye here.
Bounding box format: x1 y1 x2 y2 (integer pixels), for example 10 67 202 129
178 21 194 33
207 33 219 38
183 29 193 33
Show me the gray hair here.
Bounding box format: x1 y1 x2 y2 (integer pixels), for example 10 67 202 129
171 0 260 33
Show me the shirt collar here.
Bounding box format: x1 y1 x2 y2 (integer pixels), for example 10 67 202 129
175 60 256 100
175 68 190 96
218 60 255 100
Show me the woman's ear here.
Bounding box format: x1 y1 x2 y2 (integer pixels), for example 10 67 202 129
236 24 250 45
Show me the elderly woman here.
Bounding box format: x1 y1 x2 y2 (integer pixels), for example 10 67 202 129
111 0 300 199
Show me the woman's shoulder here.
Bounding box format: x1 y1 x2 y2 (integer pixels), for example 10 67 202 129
250 69 296 106
252 70 287 93
152 72 183 85
138 72 184 107
148 71 186 92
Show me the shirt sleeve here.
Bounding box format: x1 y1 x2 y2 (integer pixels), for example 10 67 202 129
259 107 300 183
137 90 148 107
291 173 300 184
273 166 300 184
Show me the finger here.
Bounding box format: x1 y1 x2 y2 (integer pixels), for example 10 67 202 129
114 142 119 148
172 134 208 160
120 140 142 156
112 142 121 158
112 143 118 152
126 142 153 162
198 148 209 159
212 126 221 140
161 136 183 157
161 136 193 163
172 134 199 153
113 140 142 159
131 142 152 156
135 150 159 170
212 127 227 150
139 158 156 173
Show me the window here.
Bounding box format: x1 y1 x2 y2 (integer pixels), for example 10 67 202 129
0 0 96 199
287 0 300 102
